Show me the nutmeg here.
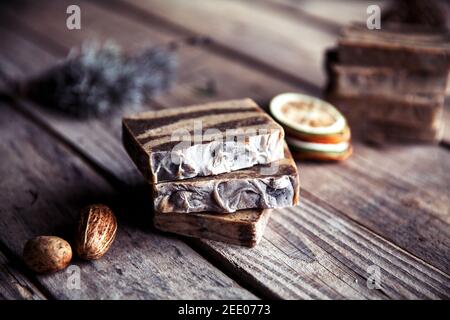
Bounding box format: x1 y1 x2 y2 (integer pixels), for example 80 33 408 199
23 236 72 273
74 204 117 260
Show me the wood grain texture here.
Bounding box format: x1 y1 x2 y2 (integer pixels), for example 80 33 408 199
263 0 390 27
0 103 256 299
196 193 450 299
299 144 450 271
0 250 46 300
115 0 335 88
0 0 449 298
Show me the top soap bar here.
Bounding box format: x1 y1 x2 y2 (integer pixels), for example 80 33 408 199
122 99 285 183
338 23 450 72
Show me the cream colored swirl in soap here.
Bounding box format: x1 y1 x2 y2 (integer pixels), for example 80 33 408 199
151 131 285 182
154 175 296 214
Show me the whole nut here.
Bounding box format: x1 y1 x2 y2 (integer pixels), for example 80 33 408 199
23 236 72 273
74 204 117 260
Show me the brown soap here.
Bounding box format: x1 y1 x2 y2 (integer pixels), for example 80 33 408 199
337 23 450 72
122 98 285 184
364 120 443 144
328 64 449 96
154 209 272 247
153 145 300 214
328 92 444 129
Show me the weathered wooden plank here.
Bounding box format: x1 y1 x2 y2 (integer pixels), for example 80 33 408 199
0 0 449 298
0 102 256 299
0 250 47 300
263 0 389 27
299 146 450 270
0 53 48 301
113 0 334 88
197 193 450 299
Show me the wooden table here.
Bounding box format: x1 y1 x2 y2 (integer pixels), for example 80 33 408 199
0 0 449 300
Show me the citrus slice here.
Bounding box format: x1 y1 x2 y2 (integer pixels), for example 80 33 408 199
291 145 353 161
286 136 350 154
270 93 347 135
285 125 351 144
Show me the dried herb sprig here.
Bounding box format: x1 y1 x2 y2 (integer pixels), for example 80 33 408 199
24 41 177 118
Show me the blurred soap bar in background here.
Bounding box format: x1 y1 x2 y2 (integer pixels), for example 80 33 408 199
325 22 450 144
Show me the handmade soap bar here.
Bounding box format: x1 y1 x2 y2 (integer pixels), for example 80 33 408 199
364 120 443 143
123 99 285 183
328 65 449 96
338 24 450 71
153 146 299 213
328 93 444 129
154 209 272 247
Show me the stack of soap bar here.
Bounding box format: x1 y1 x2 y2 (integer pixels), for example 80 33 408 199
123 99 300 247
326 23 450 143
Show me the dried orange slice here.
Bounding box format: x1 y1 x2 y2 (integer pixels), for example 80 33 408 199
285 125 351 144
270 93 347 136
287 136 353 161
291 145 353 161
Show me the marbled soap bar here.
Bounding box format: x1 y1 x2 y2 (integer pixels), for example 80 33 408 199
123 99 285 183
154 209 272 247
153 146 299 214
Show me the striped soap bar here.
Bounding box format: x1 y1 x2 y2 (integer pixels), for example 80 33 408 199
123 99 285 183
153 145 299 214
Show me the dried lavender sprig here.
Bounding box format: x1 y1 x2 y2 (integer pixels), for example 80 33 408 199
24 41 177 118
